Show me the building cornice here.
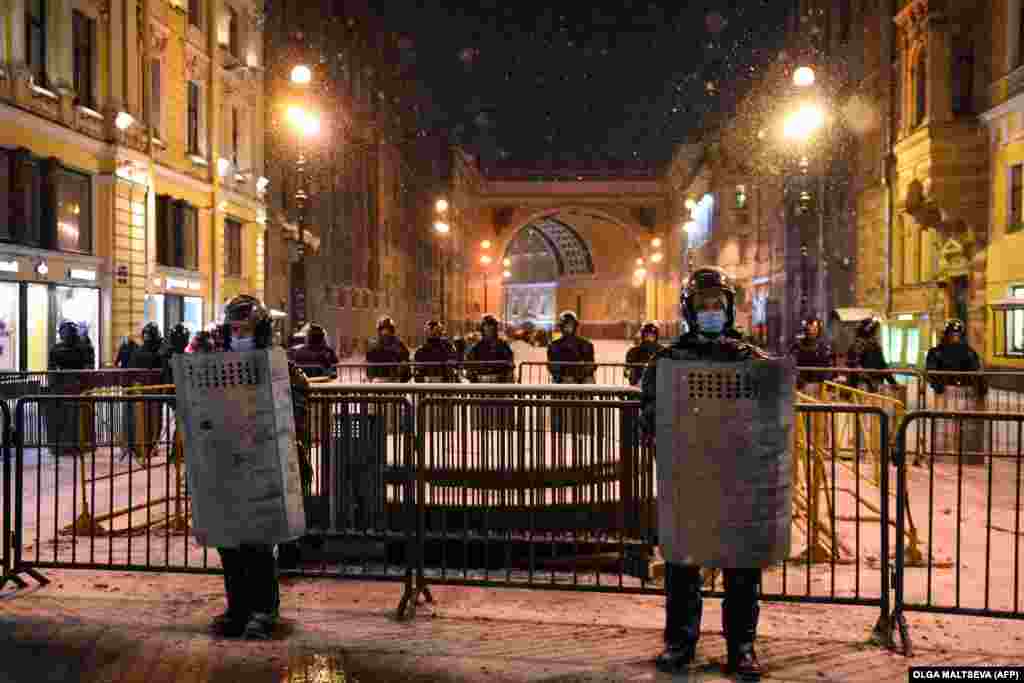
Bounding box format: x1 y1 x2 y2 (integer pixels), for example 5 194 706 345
0 100 107 156
219 185 265 214
155 162 214 196
981 89 1024 125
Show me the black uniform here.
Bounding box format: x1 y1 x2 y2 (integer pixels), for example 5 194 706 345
640 330 766 666
128 338 164 370
625 341 664 386
413 337 459 382
547 334 596 383
788 336 834 389
115 338 139 369
845 338 898 392
366 337 412 382
925 341 986 396
465 337 515 382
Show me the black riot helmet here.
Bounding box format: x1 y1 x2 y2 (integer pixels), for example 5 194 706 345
943 318 966 343
640 321 660 342
141 322 162 347
308 323 327 345
480 314 499 338
425 319 444 339
167 323 190 355
856 317 881 339
802 318 823 340
58 320 79 344
377 316 396 337
222 294 272 349
558 311 579 336
680 266 736 334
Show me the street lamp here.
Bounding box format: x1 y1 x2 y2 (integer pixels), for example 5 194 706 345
433 221 450 234
793 66 816 88
782 103 825 141
435 198 449 213
290 64 312 85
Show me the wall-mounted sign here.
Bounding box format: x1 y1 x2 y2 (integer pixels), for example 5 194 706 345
116 264 130 285
166 277 188 290
187 280 201 291
69 268 97 281
0 260 19 273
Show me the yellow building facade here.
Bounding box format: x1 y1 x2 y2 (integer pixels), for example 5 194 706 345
0 0 265 368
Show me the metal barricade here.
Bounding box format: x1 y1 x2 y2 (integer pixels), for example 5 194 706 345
517 362 646 386
890 411 1024 656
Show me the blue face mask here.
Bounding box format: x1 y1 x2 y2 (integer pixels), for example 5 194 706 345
697 311 727 335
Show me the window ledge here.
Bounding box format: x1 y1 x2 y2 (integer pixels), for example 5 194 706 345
76 105 104 120
31 83 59 100
189 154 208 167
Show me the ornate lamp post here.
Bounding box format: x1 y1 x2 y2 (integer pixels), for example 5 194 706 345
284 64 320 331
433 198 450 324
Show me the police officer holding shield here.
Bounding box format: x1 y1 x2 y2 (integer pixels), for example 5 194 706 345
641 267 769 679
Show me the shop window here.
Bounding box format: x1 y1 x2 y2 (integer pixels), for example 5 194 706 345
1012 164 1024 234
26 0 46 86
0 282 19 371
72 10 95 108
0 149 10 241
11 151 42 248
54 168 91 253
187 82 201 156
225 217 242 276
997 285 1024 356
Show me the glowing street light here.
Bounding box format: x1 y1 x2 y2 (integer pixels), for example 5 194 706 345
651 252 664 264
684 197 697 211
636 257 645 266
290 64 312 85
783 103 825 141
433 221 450 234
480 254 492 265
793 66 816 88
115 112 135 131
634 267 647 279
435 198 449 213
503 258 511 267
286 106 320 137
651 237 662 248
503 270 511 278
481 240 492 249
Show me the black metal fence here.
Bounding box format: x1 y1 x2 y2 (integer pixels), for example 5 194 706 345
2 388 1023 656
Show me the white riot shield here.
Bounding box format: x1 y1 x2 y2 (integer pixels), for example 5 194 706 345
173 349 306 547
656 358 795 568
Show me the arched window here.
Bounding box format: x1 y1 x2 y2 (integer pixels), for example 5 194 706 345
914 50 928 126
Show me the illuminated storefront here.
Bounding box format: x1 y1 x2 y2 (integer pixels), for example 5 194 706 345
145 276 203 336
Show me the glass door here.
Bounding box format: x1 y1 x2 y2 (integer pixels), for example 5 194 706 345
56 286 100 368
0 282 19 371
26 283 49 371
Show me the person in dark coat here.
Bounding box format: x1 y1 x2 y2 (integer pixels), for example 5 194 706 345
413 320 458 382
287 323 339 378
366 316 412 382
48 321 91 456
788 318 834 390
625 321 664 386
465 314 515 382
49 320 91 371
115 336 139 368
160 323 190 384
925 319 987 397
547 311 596 383
845 318 898 393
129 323 165 370
640 267 768 679
208 294 310 640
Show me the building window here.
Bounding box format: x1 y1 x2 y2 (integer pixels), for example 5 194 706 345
26 0 46 86
914 51 928 127
838 0 851 44
1019 4 1024 68
156 195 199 270
1012 164 1024 233
187 82 201 155
188 0 202 30
54 168 91 253
227 6 239 58
0 149 10 241
225 217 242 276
231 107 240 166
149 59 162 137
735 184 747 209
72 11 95 108
952 43 974 115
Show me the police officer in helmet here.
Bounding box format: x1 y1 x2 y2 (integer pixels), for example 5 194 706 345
465 314 515 383
207 294 310 639
547 310 596 383
926 318 986 397
625 321 664 386
845 317 898 393
288 323 340 379
413 320 458 382
788 318 834 391
641 266 768 678
366 316 412 382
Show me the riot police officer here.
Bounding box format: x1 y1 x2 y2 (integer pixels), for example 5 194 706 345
49 321 91 371
129 322 165 370
788 318 834 391
926 319 987 397
288 323 340 378
209 294 310 639
160 323 190 383
413 320 459 382
641 267 767 679
547 311 596 383
366 316 412 382
465 314 515 383
625 321 664 386
845 318 898 393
